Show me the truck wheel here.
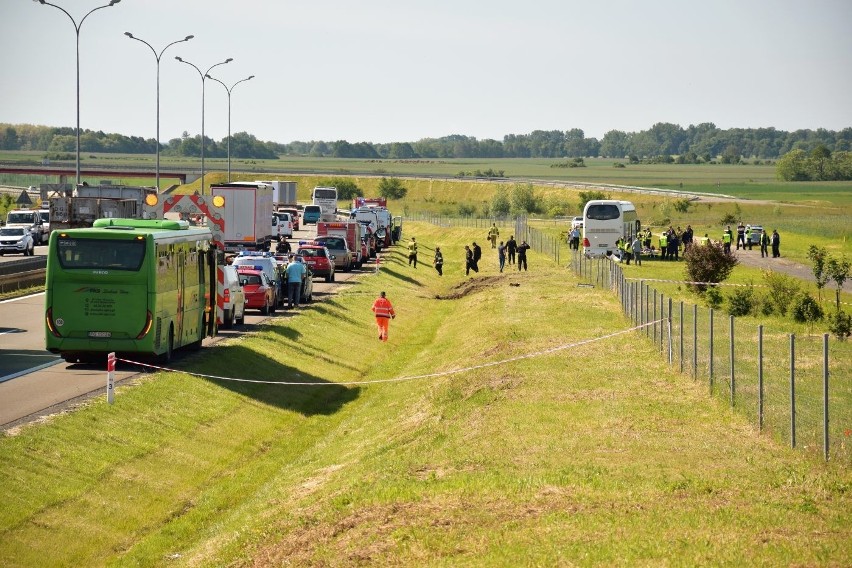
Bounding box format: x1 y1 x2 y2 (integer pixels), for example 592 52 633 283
261 299 270 315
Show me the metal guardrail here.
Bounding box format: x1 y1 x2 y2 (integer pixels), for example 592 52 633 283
0 257 46 293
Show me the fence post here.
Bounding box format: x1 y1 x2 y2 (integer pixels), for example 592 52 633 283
823 333 829 461
654 288 657 345
692 304 698 380
790 333 796 449
758 324 764 432
730 315 735 407
667 297 673 364
660 293 665 353
709 308 714 394
679 301 684 373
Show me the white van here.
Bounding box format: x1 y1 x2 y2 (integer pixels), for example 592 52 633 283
220 265 246 328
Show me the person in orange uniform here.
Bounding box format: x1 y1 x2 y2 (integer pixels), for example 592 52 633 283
371 291 396 342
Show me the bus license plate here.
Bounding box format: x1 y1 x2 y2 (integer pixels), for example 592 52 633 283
88 331 112 338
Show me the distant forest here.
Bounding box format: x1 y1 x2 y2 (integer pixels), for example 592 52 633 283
1 122 851 162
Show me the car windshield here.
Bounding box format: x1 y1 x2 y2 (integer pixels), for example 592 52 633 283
1 228 26 237
317 237 345 249
240 274 261 286
6 212 36 224
298 248 324 258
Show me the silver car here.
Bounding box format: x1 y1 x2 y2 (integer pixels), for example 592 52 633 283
0 227 35 256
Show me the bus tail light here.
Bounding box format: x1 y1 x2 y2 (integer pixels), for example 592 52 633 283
46 308 62 338
136 311 153 339
582 237 590 248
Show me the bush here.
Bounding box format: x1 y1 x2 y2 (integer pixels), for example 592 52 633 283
720 213 738 225
790 293 824 329
827 310 852 340
705 287 724 309
683 241 739 293
457 203 476 216
762 270 801 316
727 286 756 317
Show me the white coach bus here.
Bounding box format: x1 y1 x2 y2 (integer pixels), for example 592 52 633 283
582 199 640 258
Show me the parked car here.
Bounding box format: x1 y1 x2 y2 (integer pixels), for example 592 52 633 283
279 255 314 303
235 268 276 315
231 254 281 309
571 216 584 229
313 235 353 272
0 226 35 256
748 225 764 246
220 264 246 328
302 205 322 224
296 244 336 282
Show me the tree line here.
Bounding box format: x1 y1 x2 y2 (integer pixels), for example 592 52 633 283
1 122 851 162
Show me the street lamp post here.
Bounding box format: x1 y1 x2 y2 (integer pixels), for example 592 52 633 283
34 0 122 186
205 74 254 183
175 56 232 194
124 32 193 191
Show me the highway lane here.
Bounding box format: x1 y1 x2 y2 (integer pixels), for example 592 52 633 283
0 223 371 429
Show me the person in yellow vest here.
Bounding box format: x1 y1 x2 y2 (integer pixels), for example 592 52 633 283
488 223 499 248
407 237 418 267
722 226 733 254
659 231 668 260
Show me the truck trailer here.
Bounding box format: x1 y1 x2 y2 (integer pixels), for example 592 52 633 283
211 182 274 253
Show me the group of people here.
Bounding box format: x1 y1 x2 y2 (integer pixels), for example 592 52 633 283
722 224 780 258
404 231 531 277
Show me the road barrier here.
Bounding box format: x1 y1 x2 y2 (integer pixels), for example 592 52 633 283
0 257 46 294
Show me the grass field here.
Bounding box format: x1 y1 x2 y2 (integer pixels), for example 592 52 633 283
1 221 849 566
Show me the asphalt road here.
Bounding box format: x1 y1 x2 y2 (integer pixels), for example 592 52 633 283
0 224 371 430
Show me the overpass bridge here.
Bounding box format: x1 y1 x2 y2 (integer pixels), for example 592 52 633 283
0 163 200 185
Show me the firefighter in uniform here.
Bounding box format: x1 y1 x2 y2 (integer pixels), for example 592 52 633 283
371 291 396 342
659 231 668 260
488 223 500 248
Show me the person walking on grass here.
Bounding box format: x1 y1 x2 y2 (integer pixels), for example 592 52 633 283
371 291 395 342
465 245 477 276
497 241 506 273
488 223 500 248
472 242 482 272
506 235 517 265
517 240 530 271
407 236 418 267
433 247 444 276
771 229 781 258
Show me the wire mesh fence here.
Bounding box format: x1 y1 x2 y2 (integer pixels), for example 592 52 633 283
569 252 851 463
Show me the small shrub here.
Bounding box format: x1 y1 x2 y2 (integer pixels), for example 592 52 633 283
727 286 756 317
458 203 476 216
705 287 724 309
672 198 692 213
720 213 737 225
762 270 801 316
683 241 739 293
827 310 852 341
613 162 626 168
790 293 824 330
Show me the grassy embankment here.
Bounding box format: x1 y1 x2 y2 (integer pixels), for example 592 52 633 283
1 221 850 566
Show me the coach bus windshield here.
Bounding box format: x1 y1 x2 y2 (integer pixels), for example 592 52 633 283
585 204 621 220
56 238 146 271
313 188 336 199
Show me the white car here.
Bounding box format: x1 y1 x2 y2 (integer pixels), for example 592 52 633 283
273 212 293 238
0 226 35 256
220 265 246 328
571 216 584 229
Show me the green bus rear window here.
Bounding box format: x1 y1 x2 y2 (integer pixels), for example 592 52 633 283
57 238 146 271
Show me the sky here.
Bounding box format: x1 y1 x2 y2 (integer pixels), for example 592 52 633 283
2 0 851 145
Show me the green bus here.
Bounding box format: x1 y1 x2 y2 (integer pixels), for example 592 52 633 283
45 218 218 363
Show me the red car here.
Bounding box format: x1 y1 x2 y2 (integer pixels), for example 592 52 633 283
236 268 276 314
296 244 336 282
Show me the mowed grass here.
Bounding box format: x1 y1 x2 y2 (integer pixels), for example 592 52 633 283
1 222 850 566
